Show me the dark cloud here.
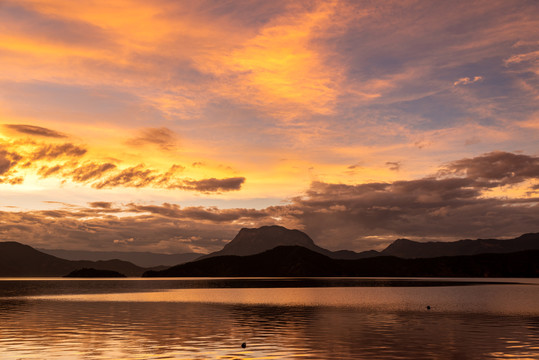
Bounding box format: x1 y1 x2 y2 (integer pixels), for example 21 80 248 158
0 146 23 184
386 161 401 171
32 143 87 160
279 152 539 250
440 151 539 186
127 203 268 222
3 124 67 138
177 177 246 192
38 164 62 177
126 203 183 218
94 168 244 192
88 202 113 209
0 148 22 175
127 127 179 151
93 164 156 189
69 162 117 182
279 181 538 251
177 206 266 222
155 164 185 185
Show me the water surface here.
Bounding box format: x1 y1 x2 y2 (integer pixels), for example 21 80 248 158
1 278 538 359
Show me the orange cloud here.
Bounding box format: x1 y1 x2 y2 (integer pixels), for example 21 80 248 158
69 162 117 182
0 125 245 193
126 127 180 151
453 76 483 86
193 1 346 119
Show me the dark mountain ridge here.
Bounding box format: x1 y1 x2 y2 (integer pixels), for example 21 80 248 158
38 248 201 268
198 226 539 261
381 233 539 258
2 228 538 277
64 268 127 278
23 227 539 272
0 242 151 277
144 245 539 278
198 225 376 260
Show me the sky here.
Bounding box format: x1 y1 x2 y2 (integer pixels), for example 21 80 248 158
0 0 538 254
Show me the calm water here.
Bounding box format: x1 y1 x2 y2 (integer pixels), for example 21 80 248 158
0 278 538 359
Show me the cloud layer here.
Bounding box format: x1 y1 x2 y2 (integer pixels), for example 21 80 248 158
1 151 536 253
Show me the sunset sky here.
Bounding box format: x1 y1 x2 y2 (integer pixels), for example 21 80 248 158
1 0 538 254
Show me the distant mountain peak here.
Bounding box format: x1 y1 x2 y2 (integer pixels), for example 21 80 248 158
390 238 416 245
198 225 384 260
0 241 149 277
219 225 316 256
381 233 539 258
197 225 378 261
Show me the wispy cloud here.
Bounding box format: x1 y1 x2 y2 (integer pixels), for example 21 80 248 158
453 76 483 86
126 127 180 151
206 1 344 119
504 50 539 66
176 177 245 192
385 161 401 171
32 143 87 160
0 1 112 48
3 124 67 138
69 162 117 182
0 149 20 174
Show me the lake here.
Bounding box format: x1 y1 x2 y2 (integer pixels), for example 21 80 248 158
0 278 538 359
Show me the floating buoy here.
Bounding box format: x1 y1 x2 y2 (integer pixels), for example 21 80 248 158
241 342 247 349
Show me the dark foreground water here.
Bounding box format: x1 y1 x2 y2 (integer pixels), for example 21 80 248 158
0 278 538 359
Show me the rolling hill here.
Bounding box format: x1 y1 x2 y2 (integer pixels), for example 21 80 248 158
380 233 539 258
0 241 150 277
38 248 201 267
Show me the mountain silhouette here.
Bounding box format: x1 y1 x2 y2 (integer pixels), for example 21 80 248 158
2 227 538 277
0 242 151 276
197 225 539 261
380 233 539 258
144 245 539 278
64 268 127 278
148 246 339 277
39 248 201 267
198 225 375 260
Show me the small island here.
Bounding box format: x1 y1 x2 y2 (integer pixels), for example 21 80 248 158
63 268 127 278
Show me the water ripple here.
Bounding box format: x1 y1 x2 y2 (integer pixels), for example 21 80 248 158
0 280 538 359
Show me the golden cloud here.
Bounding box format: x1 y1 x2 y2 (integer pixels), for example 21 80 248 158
0 130 244 193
